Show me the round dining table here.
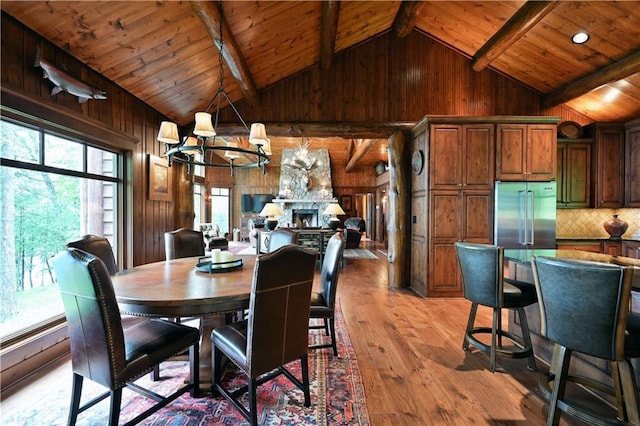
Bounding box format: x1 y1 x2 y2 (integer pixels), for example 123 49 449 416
111 254 258 388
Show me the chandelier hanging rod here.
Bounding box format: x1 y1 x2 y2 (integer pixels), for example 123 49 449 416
157 0 269 176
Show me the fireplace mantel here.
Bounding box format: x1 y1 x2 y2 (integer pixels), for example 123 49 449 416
272 199 337 204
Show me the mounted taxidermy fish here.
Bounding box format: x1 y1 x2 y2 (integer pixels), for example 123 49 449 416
34 48 107 103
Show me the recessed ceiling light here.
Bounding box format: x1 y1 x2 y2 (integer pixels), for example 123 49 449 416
572 32 589 44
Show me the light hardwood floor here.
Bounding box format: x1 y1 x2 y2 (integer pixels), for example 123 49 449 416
1 241 616 425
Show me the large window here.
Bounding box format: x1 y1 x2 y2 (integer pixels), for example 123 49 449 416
0 119 121 342
210 187 230 235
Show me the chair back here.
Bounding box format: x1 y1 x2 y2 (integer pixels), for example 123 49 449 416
52 248 125 389
246 245 316 377
164 228 205 260
318 233 346 310
344 217 365 233
267 228 299 252
531 256 633 361
343 228 362 249
454 242 503 308
199 223 220 238
66 234 118 275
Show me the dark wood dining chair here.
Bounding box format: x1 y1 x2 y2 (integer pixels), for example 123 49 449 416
52 248 200 426
66 234 118 275
164 228 205 260
210 245 317 425
454 242 537 373
267 228 299 252
531 256 640 425
309 232 346 356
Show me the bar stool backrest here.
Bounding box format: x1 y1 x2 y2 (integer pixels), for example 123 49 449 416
531 256 633 361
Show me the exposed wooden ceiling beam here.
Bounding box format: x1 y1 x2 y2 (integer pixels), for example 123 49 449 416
345 138 377 172
320 0 340 70
214 121 413 138
393 1 426 38
191 0 259 106
543 50 640 108
471 1 561 72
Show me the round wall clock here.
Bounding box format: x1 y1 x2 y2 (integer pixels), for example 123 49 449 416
411 149 424 175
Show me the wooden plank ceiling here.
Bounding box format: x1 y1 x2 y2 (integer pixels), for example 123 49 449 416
2 1 639 171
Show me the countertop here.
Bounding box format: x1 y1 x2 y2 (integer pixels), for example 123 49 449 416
504 249 640 289
557 237 640 242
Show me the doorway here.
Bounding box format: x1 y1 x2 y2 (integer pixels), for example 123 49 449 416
354 193 374 240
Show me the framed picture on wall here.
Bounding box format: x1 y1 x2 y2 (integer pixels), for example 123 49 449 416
148 155 172 202
341 195 352 212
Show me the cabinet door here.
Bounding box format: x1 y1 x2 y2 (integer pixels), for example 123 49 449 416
623 242 640 259
430 125 462 188
602 241 622 256
626 121 640 207
460 190 493 242
496 124 526 180
463 124 494 188
526 124 556 181
592 125 625 208
557 140 591 208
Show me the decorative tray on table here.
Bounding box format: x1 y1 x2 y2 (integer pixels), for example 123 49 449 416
196 256 243 273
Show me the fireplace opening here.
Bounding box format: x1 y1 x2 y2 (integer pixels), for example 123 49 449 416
292 209 318 229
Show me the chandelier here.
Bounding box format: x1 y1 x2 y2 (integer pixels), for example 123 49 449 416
157 1 270 176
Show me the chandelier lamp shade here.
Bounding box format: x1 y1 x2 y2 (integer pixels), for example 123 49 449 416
157 1 269 176
323 203 346 230
259 202 283 231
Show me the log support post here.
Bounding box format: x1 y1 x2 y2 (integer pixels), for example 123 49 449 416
387 131 410 289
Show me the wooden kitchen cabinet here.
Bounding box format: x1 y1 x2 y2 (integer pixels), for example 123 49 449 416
602 241 622 256
496 123 557 181
623 241 640 259
585 123 625 208
626 118 640 207
556 139 592 208
430 124 494 189
428 190 493 297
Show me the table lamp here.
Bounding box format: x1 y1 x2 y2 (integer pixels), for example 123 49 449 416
259 202 283 230
323 203 346 230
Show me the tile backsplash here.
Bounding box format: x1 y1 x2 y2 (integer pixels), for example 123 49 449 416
557 208 640 239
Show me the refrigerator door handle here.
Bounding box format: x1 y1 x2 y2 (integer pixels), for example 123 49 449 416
518 190 527 246
527 191 535 246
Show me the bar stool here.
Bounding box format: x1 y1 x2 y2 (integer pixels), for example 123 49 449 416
531 256 640 425
454 242 537 373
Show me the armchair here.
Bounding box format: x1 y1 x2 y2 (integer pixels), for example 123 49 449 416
199 223 228 250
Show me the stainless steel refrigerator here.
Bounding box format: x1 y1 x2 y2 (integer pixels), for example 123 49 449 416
494 181 557 249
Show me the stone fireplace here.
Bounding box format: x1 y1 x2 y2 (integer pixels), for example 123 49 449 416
273 144 337 229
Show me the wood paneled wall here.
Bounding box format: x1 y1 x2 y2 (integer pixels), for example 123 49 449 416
224 30 591 124
2 13 589 266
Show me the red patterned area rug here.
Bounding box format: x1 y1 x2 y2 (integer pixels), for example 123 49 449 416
2 301 369 426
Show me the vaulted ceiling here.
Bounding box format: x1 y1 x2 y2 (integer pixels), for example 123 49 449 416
2 1 639 171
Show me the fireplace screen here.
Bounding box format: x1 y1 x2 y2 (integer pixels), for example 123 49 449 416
292 209 318 228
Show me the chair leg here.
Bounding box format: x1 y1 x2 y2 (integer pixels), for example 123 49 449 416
323 318 330 336
548 345 571 426
108 388 122 426
618 359 640 424
212 346 223 397
516 307 537 371
189 343 200 397
248 378 259 426
67 373 83 426
301 354 311 407
490 307 499 373
463 303 479 351
328 317 338 356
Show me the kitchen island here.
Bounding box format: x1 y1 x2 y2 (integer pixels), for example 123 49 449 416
504 249 640 386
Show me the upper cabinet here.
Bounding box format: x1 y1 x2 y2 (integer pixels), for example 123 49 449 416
430 124 494 189
556 139 592 208
496 124 557 181
585 123 625 208
626 118 640 207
